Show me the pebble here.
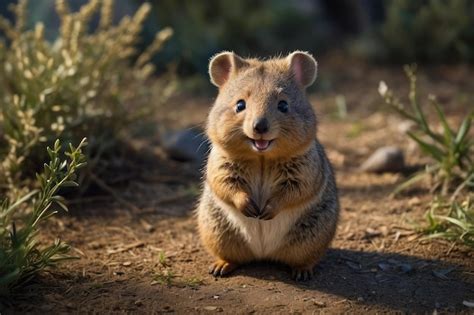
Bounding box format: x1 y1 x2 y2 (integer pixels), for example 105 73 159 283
203 306 223 312
360 146 405 173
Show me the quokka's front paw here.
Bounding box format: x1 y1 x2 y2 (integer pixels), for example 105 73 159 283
236 193 261 218
259 201 277 220
208 259 238 277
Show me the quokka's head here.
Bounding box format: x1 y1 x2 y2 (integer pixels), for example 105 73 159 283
206 51 318 160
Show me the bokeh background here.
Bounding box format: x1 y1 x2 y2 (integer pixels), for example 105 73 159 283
3 0 474 83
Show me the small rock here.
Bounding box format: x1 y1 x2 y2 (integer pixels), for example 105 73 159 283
134 300 143 307
398 263 413 273
161 127 209 165
360 146 405 173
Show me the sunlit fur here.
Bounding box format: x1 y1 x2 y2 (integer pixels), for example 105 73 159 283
199 52 339 280
206 57 316 160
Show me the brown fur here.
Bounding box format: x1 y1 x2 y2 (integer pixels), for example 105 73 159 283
197 51 339 280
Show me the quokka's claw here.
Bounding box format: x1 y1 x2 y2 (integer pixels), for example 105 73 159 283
291 267 314 281
209 260 238 277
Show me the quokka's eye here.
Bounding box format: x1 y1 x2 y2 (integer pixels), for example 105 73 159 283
236 99 246 113
277 100 289 113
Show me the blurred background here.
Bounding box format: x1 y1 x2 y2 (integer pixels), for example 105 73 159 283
3 0 474 85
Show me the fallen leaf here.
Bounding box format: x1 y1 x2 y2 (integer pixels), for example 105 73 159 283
107 241 145 255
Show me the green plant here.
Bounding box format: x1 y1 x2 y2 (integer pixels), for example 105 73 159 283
379 65 473 197
381 0 474 62
423 197 473 247
152 269 176 286
0 138 87 294
0 0 174 199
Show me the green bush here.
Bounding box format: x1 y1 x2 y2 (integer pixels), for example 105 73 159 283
0 0 174 294
379 65 473 197
381 0 474 62
0 0 174 200
0 139 86 294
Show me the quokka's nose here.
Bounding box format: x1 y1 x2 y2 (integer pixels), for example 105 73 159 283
253 117 269 134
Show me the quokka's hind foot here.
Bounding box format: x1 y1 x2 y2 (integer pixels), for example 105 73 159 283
209 259 238 277
291 266 314 281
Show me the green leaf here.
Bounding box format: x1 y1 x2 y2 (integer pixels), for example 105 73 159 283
0 268 20 287
407 132 445 161
436 215 470 231
5 190 39 214
454 114 472 146
61 181 79 187
55 200 68 212
431 97 453 145
393 171 429 196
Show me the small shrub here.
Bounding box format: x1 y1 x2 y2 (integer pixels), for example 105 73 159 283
381 0 474 62
423 197 473 248
0 0 174 199
379 65 473 197
0 138 86 294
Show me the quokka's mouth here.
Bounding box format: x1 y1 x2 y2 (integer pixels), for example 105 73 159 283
250 139 274 152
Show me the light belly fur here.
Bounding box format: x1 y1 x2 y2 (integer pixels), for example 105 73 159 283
212 191 311 259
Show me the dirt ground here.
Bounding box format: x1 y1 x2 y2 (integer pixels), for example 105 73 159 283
3 56 474 314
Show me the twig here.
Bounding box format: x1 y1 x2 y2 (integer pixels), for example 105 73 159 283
89 173 140 213
107 241 145 255
446 242 456 256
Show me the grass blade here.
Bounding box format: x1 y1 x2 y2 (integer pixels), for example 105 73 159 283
407 131 445 161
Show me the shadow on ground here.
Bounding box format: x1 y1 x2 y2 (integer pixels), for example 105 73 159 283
231 248 473 313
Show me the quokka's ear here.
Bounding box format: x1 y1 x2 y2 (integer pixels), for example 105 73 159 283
286 51 318 88
209 51 247 87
